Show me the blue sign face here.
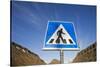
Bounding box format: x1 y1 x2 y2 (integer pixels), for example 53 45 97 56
43 21 79 50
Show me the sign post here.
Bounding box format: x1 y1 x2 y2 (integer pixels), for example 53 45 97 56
60 49 64 64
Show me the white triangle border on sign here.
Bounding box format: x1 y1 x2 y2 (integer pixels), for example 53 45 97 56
46 24 76 45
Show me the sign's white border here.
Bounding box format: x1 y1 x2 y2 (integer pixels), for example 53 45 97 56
43 21 80 51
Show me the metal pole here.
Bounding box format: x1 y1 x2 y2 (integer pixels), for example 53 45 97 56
60 49 64 64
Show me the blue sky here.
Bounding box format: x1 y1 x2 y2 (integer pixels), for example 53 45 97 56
11 1 96 63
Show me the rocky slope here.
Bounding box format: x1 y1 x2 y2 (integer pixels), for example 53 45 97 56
73 42 96 63
11 42 46 66
49 59 60 64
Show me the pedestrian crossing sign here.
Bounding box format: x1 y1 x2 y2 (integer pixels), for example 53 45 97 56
43 21 79 50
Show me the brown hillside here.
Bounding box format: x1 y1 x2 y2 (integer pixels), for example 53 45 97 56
11 42 46 66
49 59 60 64
73 42 96 63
